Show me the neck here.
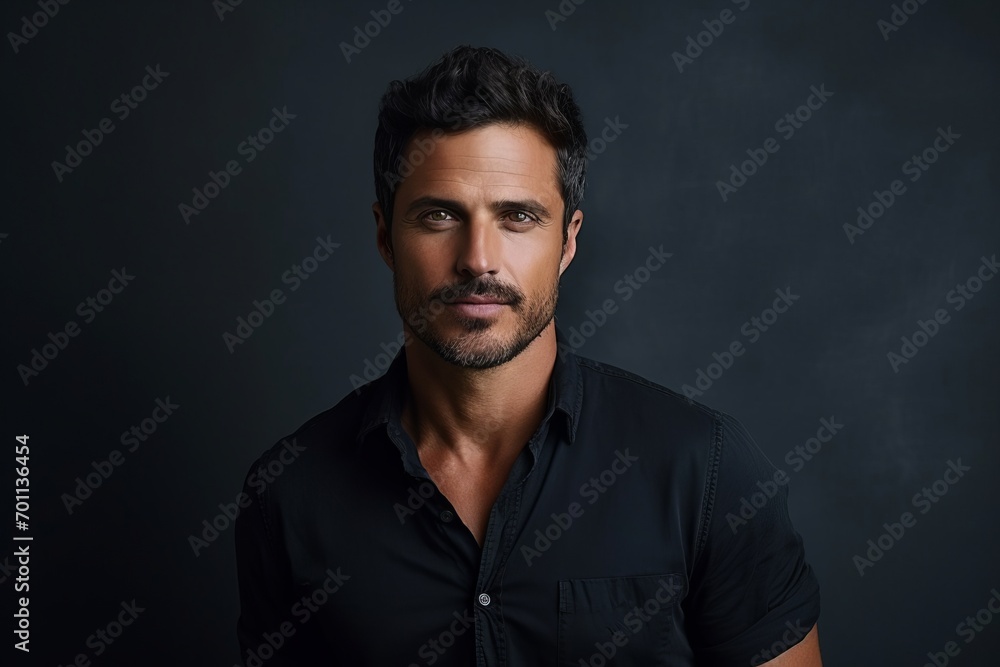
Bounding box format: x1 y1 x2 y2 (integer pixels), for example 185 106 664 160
400 322 557 465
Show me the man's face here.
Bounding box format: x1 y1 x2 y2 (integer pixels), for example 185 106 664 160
375 122 581 369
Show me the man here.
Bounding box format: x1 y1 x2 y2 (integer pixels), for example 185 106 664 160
235 45 823 665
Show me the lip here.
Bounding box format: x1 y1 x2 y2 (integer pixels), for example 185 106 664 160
451 296 508 305
448 300 508 317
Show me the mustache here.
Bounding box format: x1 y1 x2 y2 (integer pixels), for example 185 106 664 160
432 279 523 305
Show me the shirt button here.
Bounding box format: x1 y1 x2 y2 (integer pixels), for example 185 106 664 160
440 510 454 523
478 593 491 607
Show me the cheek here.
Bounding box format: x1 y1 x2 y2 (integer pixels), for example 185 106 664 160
520 259 561 295
397 249 447 291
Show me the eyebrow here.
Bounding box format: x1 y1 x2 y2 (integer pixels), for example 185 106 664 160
404 196 554 221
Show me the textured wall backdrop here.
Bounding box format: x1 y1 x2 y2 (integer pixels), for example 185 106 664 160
3 0 998 664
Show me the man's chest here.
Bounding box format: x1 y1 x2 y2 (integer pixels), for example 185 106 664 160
420 454 518 548
281 438 700 665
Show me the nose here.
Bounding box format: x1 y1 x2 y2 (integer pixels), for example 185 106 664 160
454 215 500 279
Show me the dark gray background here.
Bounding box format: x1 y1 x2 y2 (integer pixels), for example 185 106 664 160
3 0 998 664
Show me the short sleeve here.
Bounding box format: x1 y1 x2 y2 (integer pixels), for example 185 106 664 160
685 412 821 664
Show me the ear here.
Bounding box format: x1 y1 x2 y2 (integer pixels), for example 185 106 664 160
559 209 583 276
373 201 394 271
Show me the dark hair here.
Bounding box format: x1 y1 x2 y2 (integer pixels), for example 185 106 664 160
373 45 588 243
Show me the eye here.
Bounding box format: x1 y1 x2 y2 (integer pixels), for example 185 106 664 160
503 211 537 226
421 210 454 224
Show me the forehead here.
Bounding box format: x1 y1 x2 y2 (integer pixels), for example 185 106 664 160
394 123 561 205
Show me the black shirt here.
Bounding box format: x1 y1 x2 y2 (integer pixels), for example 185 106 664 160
235 324 821 666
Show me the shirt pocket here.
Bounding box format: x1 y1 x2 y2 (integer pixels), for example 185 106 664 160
557 573 686 666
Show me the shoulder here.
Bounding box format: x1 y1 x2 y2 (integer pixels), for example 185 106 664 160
573 352 723 437
241 381 375 495
572 352 773 486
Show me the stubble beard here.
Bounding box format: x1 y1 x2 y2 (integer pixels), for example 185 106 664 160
392 260 561 370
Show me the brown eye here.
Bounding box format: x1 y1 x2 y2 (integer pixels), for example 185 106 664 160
505 211 535 225
424 210 451 222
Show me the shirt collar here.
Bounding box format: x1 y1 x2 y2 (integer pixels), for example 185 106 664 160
354 323 583 451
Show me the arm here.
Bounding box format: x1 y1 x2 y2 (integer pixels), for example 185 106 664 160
685 412 823 665
234 456 326 665
760 623 822 666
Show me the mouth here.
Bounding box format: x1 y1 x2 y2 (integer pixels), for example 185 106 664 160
452 296 509 305
447 296 510 317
